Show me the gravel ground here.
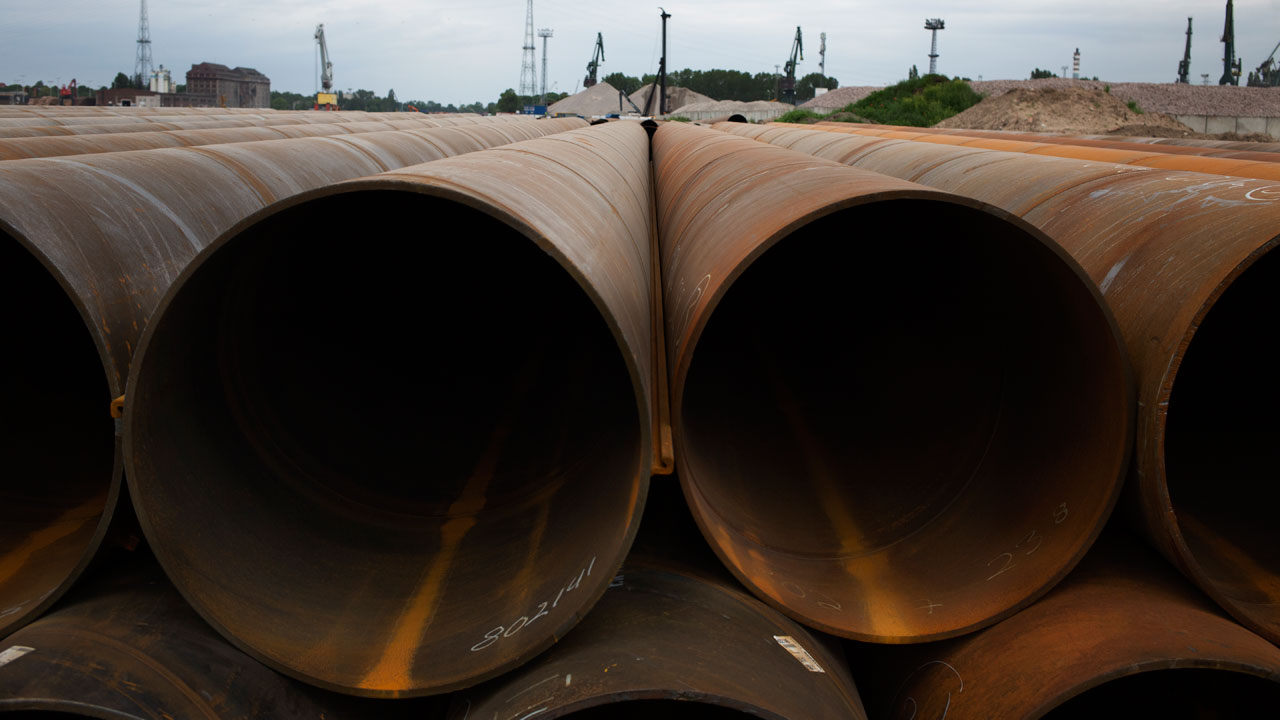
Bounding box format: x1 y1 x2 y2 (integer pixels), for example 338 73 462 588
970 78 1280 117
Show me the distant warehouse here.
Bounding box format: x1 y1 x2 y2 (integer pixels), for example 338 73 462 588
96 62 270 108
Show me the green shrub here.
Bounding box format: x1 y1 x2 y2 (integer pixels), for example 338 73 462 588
850 74 983 127
1126 100 1143 114
775 108 827 124
667 116 692 122
1104 84 1111 93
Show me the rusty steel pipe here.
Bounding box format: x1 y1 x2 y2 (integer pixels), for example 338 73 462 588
0 547 436 719
839 122 1280 164
656 122 1132 644
796 123 1280 182
0 111 482 140
447 560 865 720
123 121 654 697
1075 133 1280 155
0 117 586 643
848 536 1280 720
0 116 504 161
718 120 1280 647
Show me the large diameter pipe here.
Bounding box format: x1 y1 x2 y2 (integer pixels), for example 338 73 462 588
448 561 866 720
0 111 482 140
0 117 587 643
842 122 1280 164
718 120 1280 646
123 120 654 697
800 123 1280 182
0 115 504 160
655 122 1132 643
0 548 434 719
849 537 1280 720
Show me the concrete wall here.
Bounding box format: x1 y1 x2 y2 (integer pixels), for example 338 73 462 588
675 108 793 123
1174 115 1280 139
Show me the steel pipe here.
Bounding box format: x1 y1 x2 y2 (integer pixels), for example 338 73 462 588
447 560 865 720
123 120 654 697
841 122 1280 164
0 111 467 140
0 117 586 643
848 537 1280 720
1075 133 1280 155
656 122 1132 643
717 120 1280 646
0 548 431 719
0 116 505 160
799 123 1280 181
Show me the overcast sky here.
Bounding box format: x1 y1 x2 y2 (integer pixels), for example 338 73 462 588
3 1 1279 104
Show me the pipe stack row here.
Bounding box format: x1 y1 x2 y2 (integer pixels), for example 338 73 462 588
0 105 1276 718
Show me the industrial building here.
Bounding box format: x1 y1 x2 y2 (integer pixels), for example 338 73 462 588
182 63 270 108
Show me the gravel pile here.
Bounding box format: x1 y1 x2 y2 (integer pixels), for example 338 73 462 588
938 86 1191 134
970 79 1280 117
547 82 628 117
629 84 715 114
799 86 883 111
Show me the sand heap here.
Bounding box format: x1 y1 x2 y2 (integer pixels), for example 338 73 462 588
627 84 715 114
937 86 1191 134
664 99 795 122
546 81 630 117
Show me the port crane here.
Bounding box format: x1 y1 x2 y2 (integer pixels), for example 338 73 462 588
781 27 803 105
1248 39 1280 87
315 23 337 110
1177 18 1192 84
1219 0 1242 85
584 33 605 88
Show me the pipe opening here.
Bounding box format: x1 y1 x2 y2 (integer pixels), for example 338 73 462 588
1166 245 1280 631
0 234 113 630
1042 669 1280 719
128 190 643 693
680 200 1127 639
565 700 759 719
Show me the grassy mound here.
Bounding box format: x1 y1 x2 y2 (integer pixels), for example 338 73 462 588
848 74 982 127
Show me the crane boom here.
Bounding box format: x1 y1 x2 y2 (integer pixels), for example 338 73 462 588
781 26 803 105
1219 0 1242 85
315 24 333 92
1177 17 1192 84
1248 38 1280 86
584 33 605 88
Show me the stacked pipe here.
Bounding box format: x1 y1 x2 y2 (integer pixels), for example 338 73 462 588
2 107 1278 717
716 119 1280 649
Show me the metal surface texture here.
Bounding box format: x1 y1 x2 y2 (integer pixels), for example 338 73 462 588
0 111 503 141
850 536 1280 720
447 561 866 720
0 116 500 161
123 120 653 697
1077 133 1280 155
717 119 1280 647
842 122 1280 164
0 117 585 643
655 122 1132 644
798 122 1280 181
0 547 434 719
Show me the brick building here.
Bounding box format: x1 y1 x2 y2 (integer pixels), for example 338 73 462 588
183 63 270 108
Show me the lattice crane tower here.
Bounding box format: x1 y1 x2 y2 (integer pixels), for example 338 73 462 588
134 0 153 87
519 0 538 97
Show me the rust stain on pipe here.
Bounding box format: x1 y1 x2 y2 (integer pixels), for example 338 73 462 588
123 121 652 697
803 122 1280 181
448 560 866 720
718 119 1280 647
656 122 1132 644
0 117 586 643
850 537 1280 720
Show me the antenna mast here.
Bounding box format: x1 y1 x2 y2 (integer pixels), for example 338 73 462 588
134 0 153 88
519 0 538 97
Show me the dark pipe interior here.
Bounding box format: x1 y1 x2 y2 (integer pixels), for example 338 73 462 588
565 700 757 719
1166 245 1280 628
128 191 642 690
680 200 1126 636
1043 669 1280 719
0 235 113 629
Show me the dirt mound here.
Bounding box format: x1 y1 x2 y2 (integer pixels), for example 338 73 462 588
971 78 1280 118
799 86 882 111
937 86 1192 134
630 84 715 114
547 81 627 117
